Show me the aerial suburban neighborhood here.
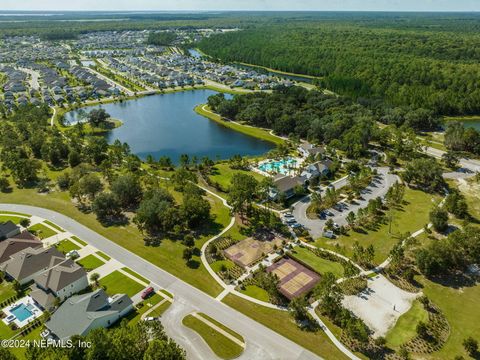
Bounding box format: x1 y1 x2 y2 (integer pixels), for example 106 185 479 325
0 4 479 360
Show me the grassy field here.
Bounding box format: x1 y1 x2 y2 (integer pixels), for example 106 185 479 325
55 239 81 254
0 281 16 303
316 188 440 264
289 247 344 278
222 294 349 360
197 313 244 342
122 267 149 284
28 223 57 239
209 162 265 192
238 285 270 302
210 259 235 273
385 300 428 349
418 276 480 359
77 254 105 271
182 314 244 360
99 270 144 298
195 105 284 146
0 188 226 297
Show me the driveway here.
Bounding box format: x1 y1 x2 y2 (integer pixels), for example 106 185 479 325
0 204 321 360
293 167 398 238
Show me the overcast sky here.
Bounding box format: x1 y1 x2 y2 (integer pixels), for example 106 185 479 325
0 0 478 12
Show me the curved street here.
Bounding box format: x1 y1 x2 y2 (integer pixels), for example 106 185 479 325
0 204 321 360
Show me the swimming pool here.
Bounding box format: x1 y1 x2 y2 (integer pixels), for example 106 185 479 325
258 158 299 175
10 303 35 322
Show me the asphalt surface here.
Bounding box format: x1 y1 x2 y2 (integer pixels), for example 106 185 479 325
0 204 321 360
293 167 398 238
425 146 480 174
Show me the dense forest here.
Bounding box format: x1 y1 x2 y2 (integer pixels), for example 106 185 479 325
147 32 177 46
199 19 480 116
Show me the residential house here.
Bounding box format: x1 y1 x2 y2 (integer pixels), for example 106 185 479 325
0 221 21 240
0 231 42 264
270 175 306 200
301 159 333 181
46 289 133 340
30 259 88 310
298 142 324 158
0 247 64 285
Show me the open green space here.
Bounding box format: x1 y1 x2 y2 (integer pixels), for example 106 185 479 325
0 281 16 304
76 254 105 271
222 294 349 360
99 270 144 298
238 285 270 302
385 300 429 349
195 105 284 146
121 267 149 284
28 223 57 239
55 239 80 254
289 247 344 278
210 259 235 273
95 251 111 261
0 215 25 225
418 277 480 359
208 163 265 192
197 313 244 342
44 220 65 232
71 236 88 246
0 211 30 217
182 314 244 360
316 188 440 264
0 188 226 297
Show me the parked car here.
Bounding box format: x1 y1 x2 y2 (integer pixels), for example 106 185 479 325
141 286 155 299
325 210 334 216
284 213 294 218
291 223 302 229
66 250 79 259
286 218 297 224
143 316 159 322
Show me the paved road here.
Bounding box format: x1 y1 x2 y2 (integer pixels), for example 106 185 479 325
424 146 480 174
0 204 321 360
293 167 398 238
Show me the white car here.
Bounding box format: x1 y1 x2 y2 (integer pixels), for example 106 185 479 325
40 329 50 338
66 250 79 259
143 317 159 322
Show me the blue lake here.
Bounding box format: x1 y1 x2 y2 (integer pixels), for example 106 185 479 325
64 90 274 163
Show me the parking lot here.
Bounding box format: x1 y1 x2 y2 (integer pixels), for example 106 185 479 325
292 167 399 238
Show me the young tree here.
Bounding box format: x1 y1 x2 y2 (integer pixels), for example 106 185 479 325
430 207 449 233
463 337 478 357
183 247 194 263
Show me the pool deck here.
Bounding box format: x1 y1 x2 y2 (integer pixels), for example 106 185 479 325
1 295 44 329
253 157 304 177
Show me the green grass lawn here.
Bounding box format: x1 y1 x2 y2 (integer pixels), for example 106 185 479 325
95 251 111 261
316 188 440 264
99 270 144 298
55 239 80 254
238 285 270 302
121 267 149 284
289 247 344 278
0 188 226 297
208 163 265 192
0 281 16 303
195 105 284 146
44 220 64 232
0 211 30 217
71 236 88 246
159 289 174 299
183 314 244 360
10 326 42 358
197 313 244 342
0 215 26 225
418 277 480 359
77 254 105 271
121 294 170 326
222 294 349 360
28 223 57 239
385 300 428 349
210 259 235 273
